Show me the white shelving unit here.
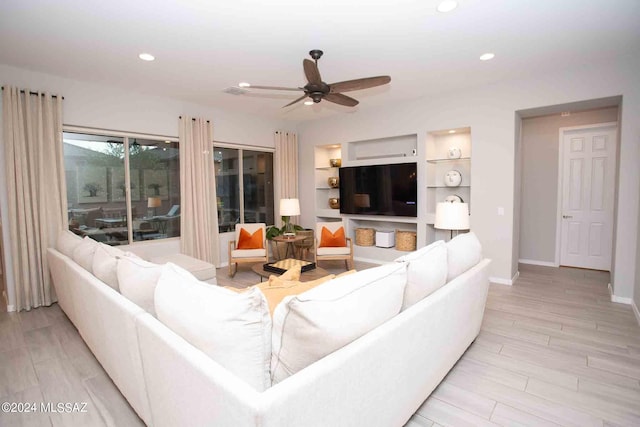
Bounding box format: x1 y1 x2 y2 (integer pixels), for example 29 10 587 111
425 128 472 244
314 135 420 263
314 144 342 221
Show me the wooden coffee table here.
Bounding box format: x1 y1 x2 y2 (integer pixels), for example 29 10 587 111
252 262 330 283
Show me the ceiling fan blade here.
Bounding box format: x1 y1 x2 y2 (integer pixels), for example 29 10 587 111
324 93 359 107
246 85 303 92
329 76 391 93
303 59 322 85
282 94 308 108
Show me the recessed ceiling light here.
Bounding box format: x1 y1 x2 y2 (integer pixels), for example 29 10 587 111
238 82 251 88
480 53 495 61
437 0 458 13
304 100 314 106
138 53 155 61
448 130 456 134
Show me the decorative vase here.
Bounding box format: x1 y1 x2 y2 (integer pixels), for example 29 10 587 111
327 176 339 188
329 158 342 167
328 198 340 209
448 147 462 159
444 170 462 187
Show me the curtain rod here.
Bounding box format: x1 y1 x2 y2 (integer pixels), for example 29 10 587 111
178 116 210 123
1 86 64 99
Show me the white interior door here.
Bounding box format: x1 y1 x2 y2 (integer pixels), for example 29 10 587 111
560 124 617 270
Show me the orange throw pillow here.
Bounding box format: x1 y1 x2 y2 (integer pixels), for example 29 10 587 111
319 226 346 248
237 228 264 249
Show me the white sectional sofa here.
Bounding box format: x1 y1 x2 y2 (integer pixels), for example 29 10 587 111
48 231 490 427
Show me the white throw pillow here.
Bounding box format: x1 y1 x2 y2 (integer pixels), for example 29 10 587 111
117 256 163 316
271 262 407 384
155 263 271 392
395 240 448 310
72 236 99 272
92 243 124 291
446 231 482 282
57 230 83 258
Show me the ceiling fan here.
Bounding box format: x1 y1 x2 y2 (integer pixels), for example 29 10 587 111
245 50 391 108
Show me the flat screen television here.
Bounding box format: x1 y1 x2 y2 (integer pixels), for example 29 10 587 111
339 162 417 217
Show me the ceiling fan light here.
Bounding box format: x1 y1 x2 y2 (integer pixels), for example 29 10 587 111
437 1 458 13
238 82 251 88
304 100 314 106
480 53 495 61
138 53 155 61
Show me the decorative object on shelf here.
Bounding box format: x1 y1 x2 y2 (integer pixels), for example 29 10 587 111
279 198 301 236
395 229 417 251
444 170 462 187
329 158 342 167
444 194 464 203
327 176 339 188
448 146 462 159
328 197 340 209
434 202 470 240
355 228 375 246
375 230 395 248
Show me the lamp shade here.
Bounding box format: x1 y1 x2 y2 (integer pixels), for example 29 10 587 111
279 198 300 216
434 202 470 230
147 196 162 208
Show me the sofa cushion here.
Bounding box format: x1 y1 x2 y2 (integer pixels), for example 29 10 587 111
446 231 482 282
395 241 448 310
155 263 271 392
72 236 99 272
92 243 125 291
148 253 216 282
57 230 83 257
117 256 164 316
271 262 407 384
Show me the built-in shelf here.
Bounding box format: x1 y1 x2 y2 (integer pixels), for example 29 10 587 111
426 157 471 164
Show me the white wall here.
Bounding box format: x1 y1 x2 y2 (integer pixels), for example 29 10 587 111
297 53 640 294
519 107 619 264
0 64 289 309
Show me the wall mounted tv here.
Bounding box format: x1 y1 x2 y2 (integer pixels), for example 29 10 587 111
339 162 417 217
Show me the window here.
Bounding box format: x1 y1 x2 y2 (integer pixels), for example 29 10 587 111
64 131 180 245
214 146 274 233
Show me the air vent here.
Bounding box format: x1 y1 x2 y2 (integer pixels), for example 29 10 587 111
223 86 248 96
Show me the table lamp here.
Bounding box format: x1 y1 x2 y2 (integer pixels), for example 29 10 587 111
434 202 470 239
148 196 161 217
279 198 300 237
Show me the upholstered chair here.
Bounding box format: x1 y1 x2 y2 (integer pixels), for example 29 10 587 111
228 223 268 276
314 221 353 270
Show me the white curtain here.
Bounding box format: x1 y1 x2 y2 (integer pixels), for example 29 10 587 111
178 116 219 264
2 86 66 311
274 131 298 225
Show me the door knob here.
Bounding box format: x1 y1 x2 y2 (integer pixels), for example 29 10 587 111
562 215 573 219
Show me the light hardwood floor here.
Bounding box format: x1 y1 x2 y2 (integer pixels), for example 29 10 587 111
1 263 639 426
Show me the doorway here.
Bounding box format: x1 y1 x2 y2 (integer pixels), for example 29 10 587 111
517 99 621 270
557 123 617 270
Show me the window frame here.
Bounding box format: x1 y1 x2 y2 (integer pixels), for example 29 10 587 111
213 141 275 233
63 125 179 244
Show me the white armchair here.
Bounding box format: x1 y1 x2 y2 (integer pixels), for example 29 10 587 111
228 223 268 277
314 221 353 270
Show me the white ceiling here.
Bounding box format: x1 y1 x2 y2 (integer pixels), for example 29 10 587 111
1 0 639 122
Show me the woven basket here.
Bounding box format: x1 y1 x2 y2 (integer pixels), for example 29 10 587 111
355 228 375 246
395 229 417 251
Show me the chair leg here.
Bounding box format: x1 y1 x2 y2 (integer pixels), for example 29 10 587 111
344 259 349 271
229 262 236 277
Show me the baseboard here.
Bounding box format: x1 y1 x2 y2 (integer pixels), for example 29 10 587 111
632 300 640 326
490 270 520 286
518 259 558 267
607 282 636 305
